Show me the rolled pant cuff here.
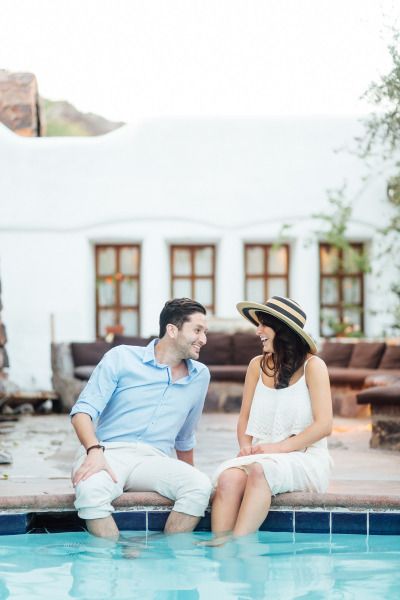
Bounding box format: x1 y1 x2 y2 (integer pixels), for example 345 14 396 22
173 500 209 518
76 506 115 520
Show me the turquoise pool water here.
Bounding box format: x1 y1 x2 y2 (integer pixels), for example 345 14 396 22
0 531 399 599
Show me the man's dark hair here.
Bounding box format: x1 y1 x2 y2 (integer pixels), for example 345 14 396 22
159 298 206 338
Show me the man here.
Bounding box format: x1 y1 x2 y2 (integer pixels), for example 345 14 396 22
70 298 212 540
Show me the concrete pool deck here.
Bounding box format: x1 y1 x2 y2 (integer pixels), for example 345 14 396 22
1 413 400 512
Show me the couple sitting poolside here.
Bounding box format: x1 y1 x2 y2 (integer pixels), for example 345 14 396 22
70 296 333 545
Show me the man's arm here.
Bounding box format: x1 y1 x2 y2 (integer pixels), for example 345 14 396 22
174 368 210 465
176 449 194 466
70 349 120 486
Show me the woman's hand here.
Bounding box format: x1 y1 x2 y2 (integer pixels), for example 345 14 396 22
251 442 283 454
237 445 253 457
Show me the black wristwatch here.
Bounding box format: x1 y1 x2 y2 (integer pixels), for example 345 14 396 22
86 444 105 454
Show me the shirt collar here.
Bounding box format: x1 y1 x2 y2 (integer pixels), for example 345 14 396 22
142 338 199 375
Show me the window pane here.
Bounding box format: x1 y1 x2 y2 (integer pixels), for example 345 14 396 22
98 279 116 306
268 278 287 298
173 279 192 298
194 247 213 276
320 308 340 337
321 278 339 304
120 278 138 306
246 247 264 275
120 310 138 335
343 246 362 273
173 249 192 276
120 247 139 275
343 277 361 304
99 309 116 336
246 278 264 303
343 307 362 332
98 248 116 275
320 246 339 274
268 247 287 274
194 279 213 306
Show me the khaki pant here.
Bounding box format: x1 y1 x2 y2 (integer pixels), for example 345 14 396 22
72 442 212 520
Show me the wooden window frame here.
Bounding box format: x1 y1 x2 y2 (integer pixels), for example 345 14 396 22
244 244 290 300
95 244 141 338
319 242 365 337
170 245 216 313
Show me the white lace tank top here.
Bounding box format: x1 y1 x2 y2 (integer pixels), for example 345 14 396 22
245 357 328 450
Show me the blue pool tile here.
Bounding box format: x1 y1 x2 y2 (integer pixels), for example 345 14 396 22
260 511 293 532
114 511 146 531
147 510 170 531
27 511 85 533
295 511 330 533
0 513 29 535
331 512 367 534
195 512 211 531
369 513 400 535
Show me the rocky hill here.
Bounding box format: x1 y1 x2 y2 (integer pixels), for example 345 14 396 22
42 98 124 136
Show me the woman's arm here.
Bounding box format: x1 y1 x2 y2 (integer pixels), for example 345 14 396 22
236 356 261 456
252 356 332 454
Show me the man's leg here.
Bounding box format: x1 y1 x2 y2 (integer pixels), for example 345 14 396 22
164 511 200 533
72 449 127 540
125 455 212 533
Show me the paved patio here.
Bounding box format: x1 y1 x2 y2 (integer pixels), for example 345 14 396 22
1 413 399 510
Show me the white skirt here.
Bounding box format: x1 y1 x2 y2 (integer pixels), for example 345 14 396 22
212 446 332 495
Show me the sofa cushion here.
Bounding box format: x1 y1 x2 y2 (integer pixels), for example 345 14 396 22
198 332 233 365
328 367 375 387
232 332 262 365
208 365 248 382
379 345 400 370
349 342 386 369
74 365 96 381
364 372 400 388
318 342 354 367
357 384 400 405
113 335 152 347
71 342 112 367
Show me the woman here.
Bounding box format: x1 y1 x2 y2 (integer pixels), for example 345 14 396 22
206 296 332 545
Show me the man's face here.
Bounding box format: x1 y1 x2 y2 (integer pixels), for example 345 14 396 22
175 312 208 360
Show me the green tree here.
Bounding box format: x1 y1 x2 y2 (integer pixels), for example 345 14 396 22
359 31 400 331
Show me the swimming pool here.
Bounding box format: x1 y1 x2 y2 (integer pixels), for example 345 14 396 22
0 530 399 599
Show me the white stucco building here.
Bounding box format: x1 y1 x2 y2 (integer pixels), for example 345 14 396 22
0 117 394 389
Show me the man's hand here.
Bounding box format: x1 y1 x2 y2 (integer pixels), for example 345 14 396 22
72 449 118 487
237 445 253 457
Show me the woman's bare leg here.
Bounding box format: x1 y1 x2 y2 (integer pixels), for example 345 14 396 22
212 468 248 533
232 463 271 537
198 468 247 546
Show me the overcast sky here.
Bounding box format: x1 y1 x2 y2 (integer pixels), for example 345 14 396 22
1 0 398 122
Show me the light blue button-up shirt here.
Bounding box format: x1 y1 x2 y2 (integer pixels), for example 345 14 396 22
70 340 210 455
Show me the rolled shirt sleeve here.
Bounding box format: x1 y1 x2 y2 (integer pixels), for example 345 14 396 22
174 368 210 451
70 348 120 421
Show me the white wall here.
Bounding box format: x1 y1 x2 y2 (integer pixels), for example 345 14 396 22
0 117 393 389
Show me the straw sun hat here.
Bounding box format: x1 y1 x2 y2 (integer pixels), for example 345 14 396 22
236 295 317 354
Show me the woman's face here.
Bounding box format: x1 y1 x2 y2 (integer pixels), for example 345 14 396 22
256 322 276 354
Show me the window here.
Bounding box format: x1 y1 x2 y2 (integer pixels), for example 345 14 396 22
170 245 215 313
319 243 365 337
244 244 289 302
95 244 140 337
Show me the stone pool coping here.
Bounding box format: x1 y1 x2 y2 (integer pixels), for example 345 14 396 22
1 490 400 511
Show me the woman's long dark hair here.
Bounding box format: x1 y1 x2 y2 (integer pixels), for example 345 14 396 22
256 312 309 389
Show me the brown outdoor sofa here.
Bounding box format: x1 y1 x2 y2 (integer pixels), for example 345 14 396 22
51 332 261 412
51 335 400 416
318 341 400 417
